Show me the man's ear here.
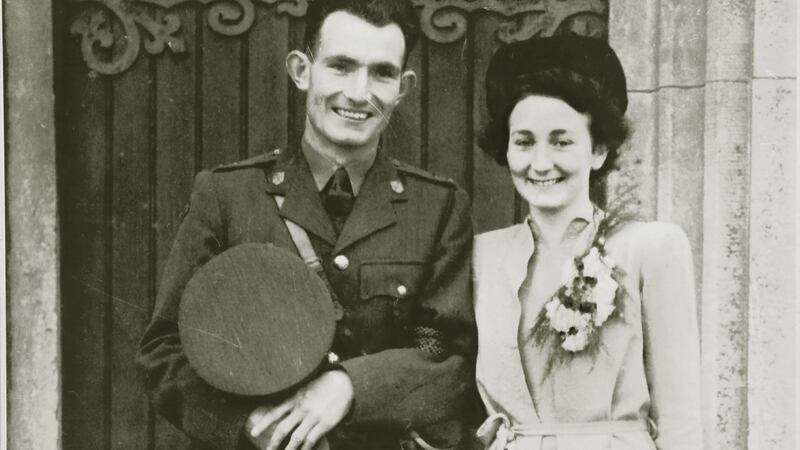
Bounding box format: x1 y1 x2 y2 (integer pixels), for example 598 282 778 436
591 144 609 170
396 70 417 104
286 50 311 91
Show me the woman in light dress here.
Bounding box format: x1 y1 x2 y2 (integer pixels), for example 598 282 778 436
472 36 702 450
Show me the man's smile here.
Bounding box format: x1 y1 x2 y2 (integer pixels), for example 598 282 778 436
333 107 372 121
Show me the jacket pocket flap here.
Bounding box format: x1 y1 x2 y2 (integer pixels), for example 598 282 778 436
359 261 426 300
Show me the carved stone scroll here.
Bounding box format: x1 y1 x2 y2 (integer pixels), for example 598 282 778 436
70 0 607 75
70 0 309 75
412 0 607 44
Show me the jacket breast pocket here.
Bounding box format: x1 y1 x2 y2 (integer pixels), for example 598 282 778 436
358 260 427 302
352 261 428 348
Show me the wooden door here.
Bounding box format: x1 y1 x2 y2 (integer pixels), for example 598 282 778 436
56 1 608 447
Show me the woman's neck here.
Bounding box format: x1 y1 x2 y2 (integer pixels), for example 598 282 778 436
528 198 594 248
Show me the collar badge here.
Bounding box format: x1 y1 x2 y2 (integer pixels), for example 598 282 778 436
271 171 286 186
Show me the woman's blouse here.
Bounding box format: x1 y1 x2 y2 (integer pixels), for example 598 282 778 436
473 214 702 450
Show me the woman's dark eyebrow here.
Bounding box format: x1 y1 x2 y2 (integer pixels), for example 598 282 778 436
510 129 534 136
549 129 569 138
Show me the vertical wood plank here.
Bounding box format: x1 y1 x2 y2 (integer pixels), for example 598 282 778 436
153 7 199 449
110 55 154 449
426 39 470 186
472 13 516 233
247 8 290 155
289 17 307 147
59 31 110 450
382 43 423 166
201 24 243 167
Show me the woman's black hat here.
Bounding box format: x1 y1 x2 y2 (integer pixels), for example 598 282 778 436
485 35 628 122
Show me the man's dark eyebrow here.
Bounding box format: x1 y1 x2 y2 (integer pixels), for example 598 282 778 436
510 129 533 136
550 129 569 137
323 55 358 65
322 55 400 73
371 62 401 74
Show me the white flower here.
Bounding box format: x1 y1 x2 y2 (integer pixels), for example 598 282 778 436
562 327 590 352
561 260 579 286
590 271 618 324
581 247 606 278
546 302 590 334
594 301 616 326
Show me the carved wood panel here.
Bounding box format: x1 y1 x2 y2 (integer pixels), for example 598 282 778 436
70 0 607 74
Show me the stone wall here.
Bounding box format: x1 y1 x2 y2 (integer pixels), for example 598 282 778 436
609 1 796 448
5 0 61 449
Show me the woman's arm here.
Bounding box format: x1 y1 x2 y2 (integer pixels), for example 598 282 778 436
640 223 702 449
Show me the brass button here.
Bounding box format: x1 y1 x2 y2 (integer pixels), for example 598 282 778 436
327 352 340 364
396 284 408 298
271 171 286 185
333 255 350 270
390 180 405 194
342 328 353 337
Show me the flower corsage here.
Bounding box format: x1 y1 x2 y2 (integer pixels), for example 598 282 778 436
531 210 628 374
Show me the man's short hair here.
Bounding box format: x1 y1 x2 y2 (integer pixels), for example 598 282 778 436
303 0 420 66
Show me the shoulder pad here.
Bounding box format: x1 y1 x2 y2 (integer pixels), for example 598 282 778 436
212 148 283 172
391 159 457 188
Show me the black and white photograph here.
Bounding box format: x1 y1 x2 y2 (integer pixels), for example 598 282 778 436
4 0 798 449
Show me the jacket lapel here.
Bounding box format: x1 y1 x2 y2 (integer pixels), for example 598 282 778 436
334 153 402 253
270 152 338 246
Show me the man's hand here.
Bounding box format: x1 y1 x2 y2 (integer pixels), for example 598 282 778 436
246 370 354 450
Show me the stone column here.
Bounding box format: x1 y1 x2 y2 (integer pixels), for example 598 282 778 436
609 0 796 448
5 1 61 449
747 0 796 448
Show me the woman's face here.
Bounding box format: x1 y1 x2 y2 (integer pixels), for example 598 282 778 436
506 95 607 215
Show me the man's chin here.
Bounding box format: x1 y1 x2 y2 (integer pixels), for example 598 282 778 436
328 133 376 149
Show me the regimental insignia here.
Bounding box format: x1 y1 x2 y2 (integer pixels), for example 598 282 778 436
390 180 405 194
271 171 286 186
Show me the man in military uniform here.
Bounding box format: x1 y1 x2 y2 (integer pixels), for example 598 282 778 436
137 0 475 449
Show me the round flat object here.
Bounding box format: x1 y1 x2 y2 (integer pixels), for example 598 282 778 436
179 243 335 396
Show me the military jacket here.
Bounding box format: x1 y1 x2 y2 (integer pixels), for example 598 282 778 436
138 148 476 449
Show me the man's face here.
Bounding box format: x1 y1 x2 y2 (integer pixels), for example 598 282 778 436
302 11 408 151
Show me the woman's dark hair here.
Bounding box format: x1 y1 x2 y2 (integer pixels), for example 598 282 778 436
303 0 420 67
479 68 630 189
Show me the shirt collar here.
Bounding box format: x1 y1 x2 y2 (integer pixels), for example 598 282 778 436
527 200 597 245
301 141 377 196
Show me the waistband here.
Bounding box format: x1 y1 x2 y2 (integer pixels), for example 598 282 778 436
476 413 650 450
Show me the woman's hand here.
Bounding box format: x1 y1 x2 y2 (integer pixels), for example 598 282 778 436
246 370 354 450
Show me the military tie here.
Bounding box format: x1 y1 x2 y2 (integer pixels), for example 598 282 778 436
322 167 355 235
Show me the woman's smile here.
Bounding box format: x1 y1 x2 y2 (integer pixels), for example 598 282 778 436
528 176 565 187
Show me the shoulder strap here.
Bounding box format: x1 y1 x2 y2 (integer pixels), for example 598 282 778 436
273 195 344 320
274 195 324 273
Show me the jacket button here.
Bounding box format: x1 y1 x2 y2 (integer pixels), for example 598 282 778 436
396 284 408 298
333 255 350 270
327 352 340 364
